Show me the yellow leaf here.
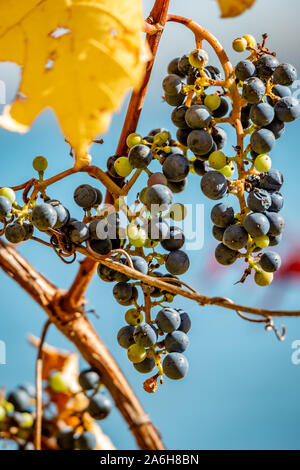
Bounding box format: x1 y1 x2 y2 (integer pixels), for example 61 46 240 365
217 0 256 17
0 0 150 169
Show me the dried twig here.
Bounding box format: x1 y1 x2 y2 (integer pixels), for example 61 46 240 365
35 319 51 450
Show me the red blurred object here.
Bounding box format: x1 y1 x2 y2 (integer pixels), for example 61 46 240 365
277 245 300 279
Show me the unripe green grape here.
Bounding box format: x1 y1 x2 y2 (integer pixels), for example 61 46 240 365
189 49 209 68
164 293 174 303
219 162 235 177
254 154 272 172
169 203 187 221
17 429 30 440
254 270 273 286
243 34 257 49
0 406 5 421
127 344 147 363
254 235 270 249
127 224 147 248
125 308 144 326
49 372 68 393
33 156 48 172
127 223 138 239
139 187 148 204
232 37 247 52
21 412 34 428
144 238 158 249
208 151 227 170
3 401 14 413
0 187 16 203
114 157 133 177
204 94 221 111
126 133 142 148
153 131 169 146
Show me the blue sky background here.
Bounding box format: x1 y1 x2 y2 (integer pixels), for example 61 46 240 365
1 0 300 450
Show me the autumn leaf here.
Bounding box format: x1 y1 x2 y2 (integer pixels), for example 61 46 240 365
217 0 256 17
0 0 150 169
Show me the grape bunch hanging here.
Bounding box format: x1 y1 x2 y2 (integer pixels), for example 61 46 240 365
0 31 298 392
161 33 298 286
0 360 112 450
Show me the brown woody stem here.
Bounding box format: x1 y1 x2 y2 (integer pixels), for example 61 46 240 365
35 319 51 450
0 239 164 450
116 0 171 156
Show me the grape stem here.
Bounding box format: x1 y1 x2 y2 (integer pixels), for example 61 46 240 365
73 247 300 319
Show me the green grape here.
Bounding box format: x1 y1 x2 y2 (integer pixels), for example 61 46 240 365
153 131 169 146
254 235 270 249
32 156 48 172
208 151 227 170
127 344 147 363
232 37 247 52
144 238 158 249
125 308 144 326
254 154 272 172
169 203 187 221
127 224 147 248
126 133 142 148
49 372 68 393
164 293 174 303
219 162 234 177
243 34 257 49
3 401 14 413
0 405 5 421
139 187 148 204
189 49 208 68
114 157 133 177
254 270 273 286
204 94 221 111
21 412 34 428
0 187 16 203
17 429 30 440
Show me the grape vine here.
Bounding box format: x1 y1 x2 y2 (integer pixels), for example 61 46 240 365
0 0 299 451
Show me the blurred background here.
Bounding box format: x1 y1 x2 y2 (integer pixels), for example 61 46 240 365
1 0 300 450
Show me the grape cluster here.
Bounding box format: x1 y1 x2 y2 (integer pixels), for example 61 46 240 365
1 144 193 389
0 368 112 450
116 306 190 385
0 33 297 394
100 129 195 388
160 34 299 286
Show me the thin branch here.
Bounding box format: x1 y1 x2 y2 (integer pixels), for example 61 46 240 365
74 247 300 318
30 166 122 201
63 257 98 310
35 319 51 450
116 0 171 156
0 240 164 450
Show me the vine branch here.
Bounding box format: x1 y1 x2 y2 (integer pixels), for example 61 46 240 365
0 239 164 450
